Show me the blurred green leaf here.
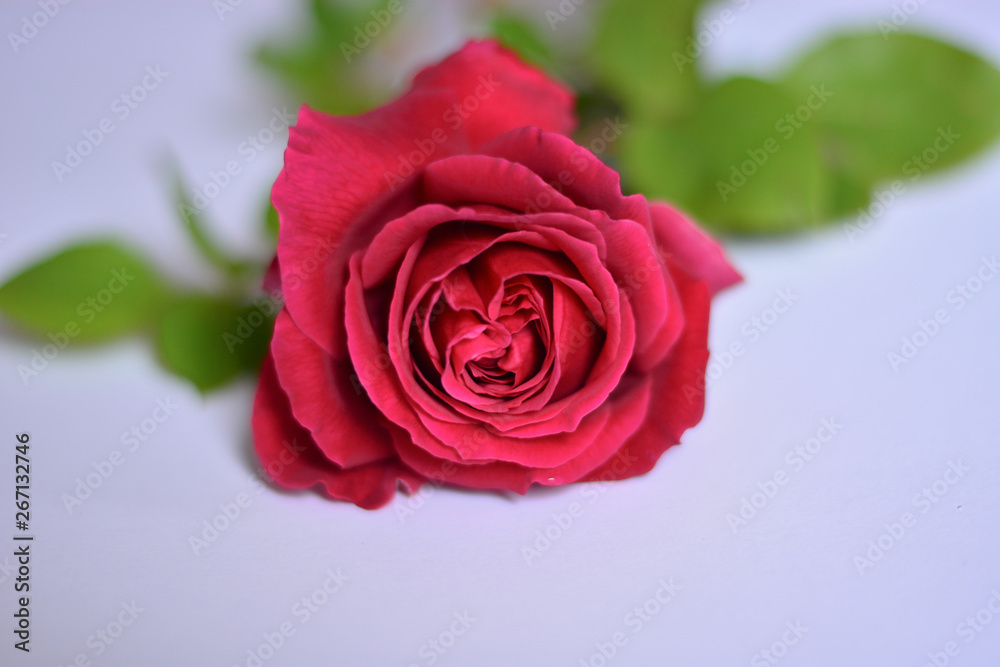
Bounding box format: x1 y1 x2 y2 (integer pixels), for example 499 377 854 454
155 295 272 392
490 11 557 74
256 0 391 114
263 196 280 245
782 32 1000 192
0 241 167 342
233 301 275 372
623 77 829 234
591 0 705 120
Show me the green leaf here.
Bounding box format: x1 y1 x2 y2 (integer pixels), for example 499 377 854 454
233 302 275 372
0 241 167 342
622 77 829 234
263 196 280 245
782 32 1000 190
490 12 557 74
590 0 705 120
255 0 389 115
155 295 273 392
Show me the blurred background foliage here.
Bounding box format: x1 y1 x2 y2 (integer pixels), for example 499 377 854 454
3 0 999 392
257 0 1000 235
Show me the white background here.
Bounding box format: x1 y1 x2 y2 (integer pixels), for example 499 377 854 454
2 1 999 666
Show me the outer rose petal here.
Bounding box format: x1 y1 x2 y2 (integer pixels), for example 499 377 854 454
273 41 575 358
270 310 395 468
649 203 743 296
580 266 711 483
252 355 424 509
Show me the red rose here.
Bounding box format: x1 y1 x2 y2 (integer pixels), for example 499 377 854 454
253 41 740 509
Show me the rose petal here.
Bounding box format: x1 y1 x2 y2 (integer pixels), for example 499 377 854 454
580 266 711 482
649 203 742 295
252 355 423 509
270 310 396 468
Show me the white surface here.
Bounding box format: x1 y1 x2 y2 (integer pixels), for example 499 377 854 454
2 1 999 666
